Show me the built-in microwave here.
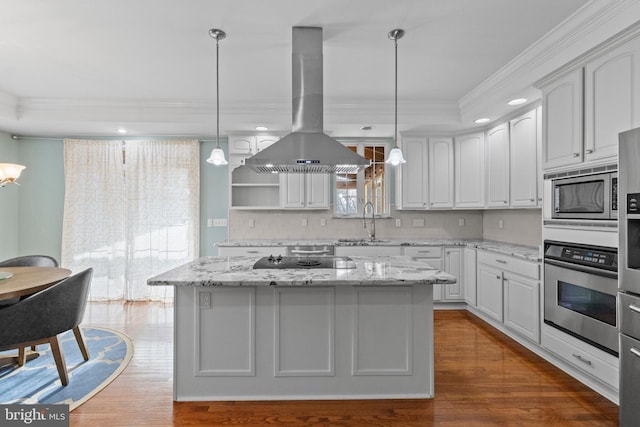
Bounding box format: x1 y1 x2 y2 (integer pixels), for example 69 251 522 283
552 171 618 220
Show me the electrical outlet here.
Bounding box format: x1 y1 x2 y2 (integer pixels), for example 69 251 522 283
412 218 425 227
212 218 227 227
498 219 504 229
320 218 327 227
249 219 255 228
199 292 211 308
395 218 401 227
301 218 308 227
458 218 465 227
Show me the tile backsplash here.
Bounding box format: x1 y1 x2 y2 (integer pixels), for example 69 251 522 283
228 208 542 247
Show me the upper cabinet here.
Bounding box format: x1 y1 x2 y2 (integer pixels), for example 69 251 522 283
229 135 279 156
428 137 454 208
454 132 485 208
509 109 539 207
398 136 429 209
485 123 510 207
280 173 330 209
539 34 640 171
584 37 640 163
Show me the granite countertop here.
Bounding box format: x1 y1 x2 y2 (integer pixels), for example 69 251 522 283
147 255 456 287
217 239 542 262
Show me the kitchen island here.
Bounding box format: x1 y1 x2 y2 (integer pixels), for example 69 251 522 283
148 255 456 401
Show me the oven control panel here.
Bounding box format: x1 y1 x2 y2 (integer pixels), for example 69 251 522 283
544 241 618 272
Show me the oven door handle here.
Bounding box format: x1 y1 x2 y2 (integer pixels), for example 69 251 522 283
544 258 618 279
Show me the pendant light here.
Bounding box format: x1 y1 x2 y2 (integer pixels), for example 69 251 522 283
0 163 26 187
385 28 406 166
206 28 228 166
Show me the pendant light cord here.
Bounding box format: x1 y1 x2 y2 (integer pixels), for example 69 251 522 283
216 37 220 150
394 36 398 148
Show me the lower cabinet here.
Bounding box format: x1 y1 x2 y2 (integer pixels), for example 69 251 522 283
476 250 540 343
463 248 477 306
403 246 464 303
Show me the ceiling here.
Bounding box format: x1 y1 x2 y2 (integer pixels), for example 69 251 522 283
0 0 595 138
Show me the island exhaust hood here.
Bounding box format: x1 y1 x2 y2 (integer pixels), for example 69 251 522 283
245 27 370 174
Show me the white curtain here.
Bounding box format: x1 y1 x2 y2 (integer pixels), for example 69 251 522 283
61 139 199 302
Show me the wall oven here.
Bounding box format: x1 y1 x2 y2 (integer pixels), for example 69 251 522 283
543 240 618 356
551 171 618 220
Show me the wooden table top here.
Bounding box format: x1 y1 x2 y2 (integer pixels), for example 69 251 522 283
0 267 72 302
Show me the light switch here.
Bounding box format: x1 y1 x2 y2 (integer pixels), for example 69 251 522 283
249 219 255 228
395 219 401 227
458 218 465 227
320 218 327 227
301 218 308 227
412 219 425 227
212 218 227 227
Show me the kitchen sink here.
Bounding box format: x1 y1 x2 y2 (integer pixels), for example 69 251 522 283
337 239 388 244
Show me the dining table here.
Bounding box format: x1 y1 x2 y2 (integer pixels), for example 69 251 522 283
0 266 72 366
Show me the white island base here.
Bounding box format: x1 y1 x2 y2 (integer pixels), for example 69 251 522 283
173 284 434 401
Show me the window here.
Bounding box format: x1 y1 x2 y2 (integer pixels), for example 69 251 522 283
335 140 391 216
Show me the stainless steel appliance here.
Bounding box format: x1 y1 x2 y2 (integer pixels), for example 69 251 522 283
543 240 618 355
618 127 640 425
551 171 618 220
253 255 356 270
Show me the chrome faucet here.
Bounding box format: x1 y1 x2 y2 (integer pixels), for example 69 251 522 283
362 201 376 241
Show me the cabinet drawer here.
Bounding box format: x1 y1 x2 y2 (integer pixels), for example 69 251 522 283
542 325 618 389
620 291 640 340
335 246 402 256
403 246 442 258
477 250 539 280
219 246 284 257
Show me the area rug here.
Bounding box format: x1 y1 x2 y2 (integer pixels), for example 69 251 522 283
0 327 134 410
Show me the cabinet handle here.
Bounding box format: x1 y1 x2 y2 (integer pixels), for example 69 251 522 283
586 149 594 154
246 250 259 254
572 153 580 157
572 354 592 366
629 304 640 314
529 199 535 202
503 200 507 204
631 347 640 358
537 198 542 201
496 259 507 264
496 275 501 279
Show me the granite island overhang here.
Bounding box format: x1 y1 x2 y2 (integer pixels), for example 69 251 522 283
148 255 456 401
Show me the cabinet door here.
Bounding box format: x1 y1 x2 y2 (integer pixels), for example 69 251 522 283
504 274 540 343
306 174 330 208
415 257 444 301
463 248 477 306
485 123 510 207
444 248 463 301
400 137 428 208
280 174 305 208
255 136 278 153
455 132 485 208
510 110 538 207
228 136 255 155
542 68 583 169
428 137 454 208
584 37 640 163
477 264 503 322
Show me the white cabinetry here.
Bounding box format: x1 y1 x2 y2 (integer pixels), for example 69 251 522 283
509 110 538 207
454 133 485 208
404 246 463 303
335 245 402 257
230 156 281 209
443 248 463 301
476 250 540 343
229 135 279 155
540 68 583 169
539 34 640 170
584 36 640 162
428 137 454 208
398 137 428 209
485 123 510 207
280 173 330 209
218 246 285 257
463 248 477 306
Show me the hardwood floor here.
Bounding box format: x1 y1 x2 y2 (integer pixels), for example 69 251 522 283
70 302 619 426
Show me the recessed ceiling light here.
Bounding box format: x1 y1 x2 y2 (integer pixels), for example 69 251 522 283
474 118 491 124
116 128 127 134
507 98 528 106
255 126 268 131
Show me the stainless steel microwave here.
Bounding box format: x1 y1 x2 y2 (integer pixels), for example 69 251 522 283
552 171 618 220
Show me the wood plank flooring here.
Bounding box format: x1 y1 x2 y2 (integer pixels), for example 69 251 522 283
70 302 619 426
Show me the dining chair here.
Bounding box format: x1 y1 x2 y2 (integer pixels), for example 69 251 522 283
0 255 58 268
0 268 93 386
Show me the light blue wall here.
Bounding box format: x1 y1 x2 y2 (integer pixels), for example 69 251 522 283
0 132 20 260
0 131 229 262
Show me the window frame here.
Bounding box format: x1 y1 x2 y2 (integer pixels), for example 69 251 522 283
334 138 393 218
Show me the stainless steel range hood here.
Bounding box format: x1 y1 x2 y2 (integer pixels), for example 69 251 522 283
245 27 370 174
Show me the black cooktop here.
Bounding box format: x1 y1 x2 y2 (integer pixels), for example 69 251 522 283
253 255 356 270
